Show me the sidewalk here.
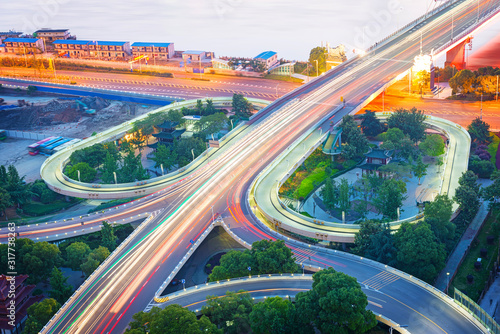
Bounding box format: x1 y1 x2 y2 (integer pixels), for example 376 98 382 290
435 201 490 291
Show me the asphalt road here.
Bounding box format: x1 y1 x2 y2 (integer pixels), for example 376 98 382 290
38 0 499 333
0 67 300 100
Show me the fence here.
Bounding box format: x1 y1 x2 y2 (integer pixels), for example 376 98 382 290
5 130 47 141
454 288 500 334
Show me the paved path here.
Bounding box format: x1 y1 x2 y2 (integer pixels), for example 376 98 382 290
435 201 490 291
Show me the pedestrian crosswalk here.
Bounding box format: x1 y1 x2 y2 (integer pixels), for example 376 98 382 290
362 271 400 290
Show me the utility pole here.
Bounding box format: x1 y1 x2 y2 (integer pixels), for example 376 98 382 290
382 89 385 112
314 59 318 77
496 75 499 102
480 93 483 119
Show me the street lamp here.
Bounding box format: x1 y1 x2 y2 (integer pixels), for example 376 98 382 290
480 93 483 119
314 59 319 77
191 148 195 161
77 170 81 182
113 171 117 184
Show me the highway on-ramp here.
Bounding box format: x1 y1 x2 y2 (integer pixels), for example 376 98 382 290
39 1 499 333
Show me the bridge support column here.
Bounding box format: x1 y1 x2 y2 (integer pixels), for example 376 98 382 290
444 37 473 70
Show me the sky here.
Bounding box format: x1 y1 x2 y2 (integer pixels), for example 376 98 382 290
2 0 499 61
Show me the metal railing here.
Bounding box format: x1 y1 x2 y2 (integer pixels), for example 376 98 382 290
455 288 500 334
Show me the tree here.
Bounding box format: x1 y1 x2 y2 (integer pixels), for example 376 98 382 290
18 240 61 283
0 165 7 184
469 159 495 178
295 268 377 334
320 178 338 210
419 134 445 157
395 223 446 283
232 94 253 116
101 152 119 184
360 110 385 137
387 107 426 142
209 240 298 281
353 220 384 256
339 115 369 158
373 178 407 220
425 194 455 243
397 136 419 161
49 267 73 304
0 187 12 219
449 69 477 94
380 127 404 146
250 296 304 334
81 246 110 276
467 117 492 144
412 156 429 185
127 305 220 334
483 175 500 203
202 291 253 334
365 224 398 267
175 137 207 167
195 99 205 115
24 298 61 334
308 46 327 75
101 221 118 251
205 99 216 115
453 171 480 215
338 178 351 213
6 165 33 207
119 150 149 182
66 162 97 183
194 112 228 139
414 70 430 96
65 242 91 272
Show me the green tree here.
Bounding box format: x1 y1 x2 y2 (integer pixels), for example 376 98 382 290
412 156 429 185
0 165 8 184
338 178 351 213
380 127 404 146
81 246 110 276
202 291 253 334
209 250 253 281
353 220 384 256
24 298 61 334
232 94 253 116
414 70 430 96
66 162 97 183
19 240 61 283
467 117 492 144
320 178 338 210
295 268 377 334
65 242 91 272
395 223 446 283
151 143 177 171
373 178 407 220
101 152 119 184
0 187 12 219
360 110 385 137
119 150 148 182
469 159 495 178
205 99 216 115
424 194 455 243
6 165 33 207
250 296 305 334
250 239 298 275
195 99 205 115
128 305 220 334
453 171 480 215
365 224 398 267
49 267 73 304
101 221 118 251
194 112 228 139
387 107 426 142
175 137 206 167
308 46 327 75
398 136 419 161
483 175 500 203
340 115 368 158
419 134 445 156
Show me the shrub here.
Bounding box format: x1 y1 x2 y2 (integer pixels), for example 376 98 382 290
469 160 495 178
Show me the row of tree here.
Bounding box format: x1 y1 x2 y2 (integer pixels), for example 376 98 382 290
353 170 482 282
126 268 377 334
449 66 500 98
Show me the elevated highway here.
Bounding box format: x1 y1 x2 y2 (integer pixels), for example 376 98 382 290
35 0 500 333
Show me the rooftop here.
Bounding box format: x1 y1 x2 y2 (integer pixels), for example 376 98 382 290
94 41 128 46
132 42 172 48
183 50 205 55
254 51 277 60
35 29 69 33
53 40 93 45
3 37 40 43
152 129 186 139
0 31 22 36
364 148 393 159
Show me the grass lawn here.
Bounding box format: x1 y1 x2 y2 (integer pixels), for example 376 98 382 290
294 167 327 199
450 206 500 301
264 74 304 83
88 197 135 213
23 200 78 217
487 132 500 169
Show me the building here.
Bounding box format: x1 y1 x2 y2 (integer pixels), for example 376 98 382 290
53 40 94 58
360 148 394 177
34 28 70 43
149 120 186 149
131 42 175 60
0 31 22 42
182 50 214 62
0 275 44 334
254 51 278 69
2 38 44 54
212 58 232 70
325 43 347 71
89 41 131 59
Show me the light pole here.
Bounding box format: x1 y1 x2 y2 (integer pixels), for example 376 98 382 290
382 89 385 112
191 148 195 161
496 75 499 102
160 164 164 176
314 59 319 77
113 171 117 184
211 205 214 220
275 83 279 99
77 170 81 182
230 119 234 130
